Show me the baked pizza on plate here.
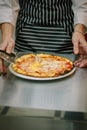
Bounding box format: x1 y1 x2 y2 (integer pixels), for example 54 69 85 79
9 53 75 79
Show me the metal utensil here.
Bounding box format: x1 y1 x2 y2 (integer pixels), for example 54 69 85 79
0 50 16 63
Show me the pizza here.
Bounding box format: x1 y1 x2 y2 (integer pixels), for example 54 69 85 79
11 53 74 78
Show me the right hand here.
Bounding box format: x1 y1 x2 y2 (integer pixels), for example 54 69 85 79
0 37 15 73
72 32 87 54
74 34 87 68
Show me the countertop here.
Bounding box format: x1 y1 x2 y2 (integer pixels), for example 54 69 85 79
0 54 87 113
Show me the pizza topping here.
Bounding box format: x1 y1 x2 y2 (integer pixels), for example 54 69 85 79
12 53 74 78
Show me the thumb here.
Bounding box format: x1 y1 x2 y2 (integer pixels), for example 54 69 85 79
6 39 15 54
73 42 79 54
0 42 7 51
79 39 87 54
80 38 87 45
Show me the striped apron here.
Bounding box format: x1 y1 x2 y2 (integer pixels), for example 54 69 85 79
15 0 74 53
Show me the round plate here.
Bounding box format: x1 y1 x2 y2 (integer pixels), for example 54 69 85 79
9 64 76 81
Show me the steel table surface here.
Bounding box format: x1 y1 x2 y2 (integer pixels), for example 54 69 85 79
0 54 87 113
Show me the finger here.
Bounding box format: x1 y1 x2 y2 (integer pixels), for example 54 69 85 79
3 66 7 74
74 60 82 67
74 55 83 64
74 54 85 66
79 59 87 68
74 55 87 67
73 42 79 54
79 46 85 55
79 44 87 55
0 59 7 74
0 58 4 73
0 42 8 50
80 37 87 44
6 40 15 53
74 58 84 67
74 59 81 65
85 33 87 41
74 62 81 67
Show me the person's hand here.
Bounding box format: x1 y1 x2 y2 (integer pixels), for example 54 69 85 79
0 37 15 53
74 54 87 68
72 32 87 54
74 42 87 68
0 37 15 73
72 32 87 68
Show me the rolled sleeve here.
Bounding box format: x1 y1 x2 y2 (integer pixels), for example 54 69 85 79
72 0 87 27
0 0 20 26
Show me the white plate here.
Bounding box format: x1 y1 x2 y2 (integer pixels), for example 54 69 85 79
9 64 76 81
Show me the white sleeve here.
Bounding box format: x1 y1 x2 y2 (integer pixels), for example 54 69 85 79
0 0 20 26
72 0 87 27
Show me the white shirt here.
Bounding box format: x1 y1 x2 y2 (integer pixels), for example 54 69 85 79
0 0 20 26
0 0 87 27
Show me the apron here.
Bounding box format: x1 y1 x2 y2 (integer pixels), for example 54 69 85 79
15 0 74 53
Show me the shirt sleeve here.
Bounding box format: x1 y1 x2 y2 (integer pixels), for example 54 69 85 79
72 0 87 27
0 0 20 26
